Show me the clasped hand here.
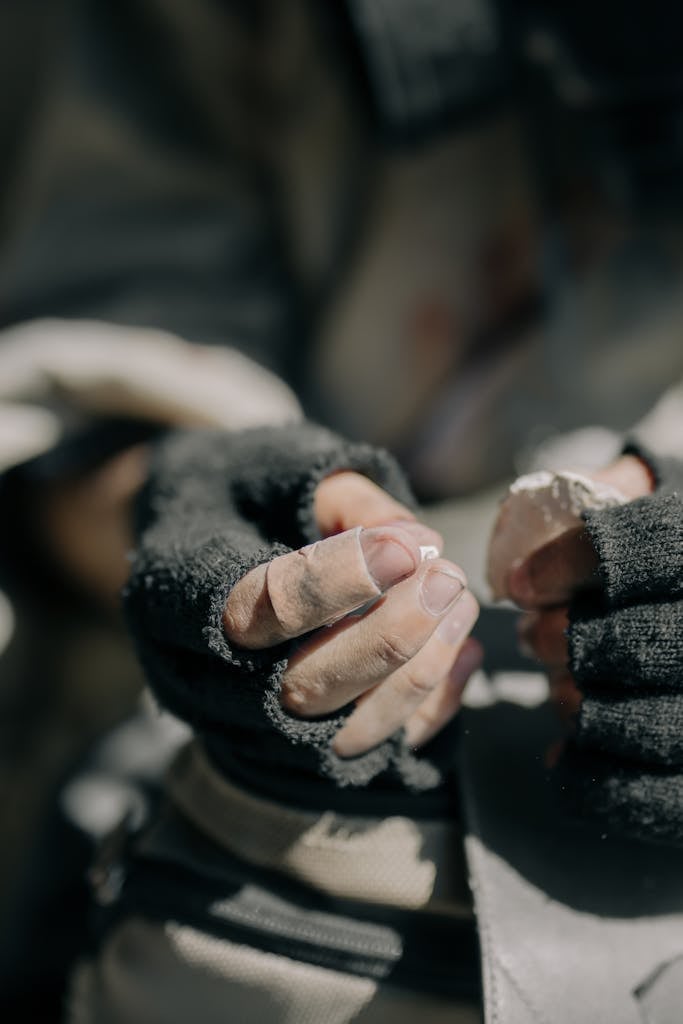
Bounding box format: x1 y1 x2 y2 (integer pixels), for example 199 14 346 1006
224 471 481 757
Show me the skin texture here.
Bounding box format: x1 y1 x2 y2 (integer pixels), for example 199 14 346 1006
507 454 654 719
225 471 482 757
40 459 482 758
37 449 650 751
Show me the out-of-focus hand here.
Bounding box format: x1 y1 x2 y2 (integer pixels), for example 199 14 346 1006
506 454 654 719
37 445 149 608
224 471 482 757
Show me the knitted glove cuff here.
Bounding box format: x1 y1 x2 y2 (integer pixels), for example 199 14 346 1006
559 447 683 844
554 745 683 847
569 599 683 691
578 691 683 766
217 422 416 548
124 423 443 791
582 492 683 608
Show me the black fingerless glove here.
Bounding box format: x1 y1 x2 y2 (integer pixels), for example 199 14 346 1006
123 422 446 797
556 446 683 845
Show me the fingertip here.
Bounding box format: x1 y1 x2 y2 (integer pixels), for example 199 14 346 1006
450 635 484 682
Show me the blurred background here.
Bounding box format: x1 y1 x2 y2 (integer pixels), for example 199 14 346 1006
1 1 682 1019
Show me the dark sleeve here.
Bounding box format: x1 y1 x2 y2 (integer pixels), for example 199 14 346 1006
0 0 296 377
122 422 446 792
558 478 683 845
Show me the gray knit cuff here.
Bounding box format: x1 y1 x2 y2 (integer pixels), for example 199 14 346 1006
554 746 683 847
125 423 443 792
578 691 683 766
569 599 683 692
582 493 683 608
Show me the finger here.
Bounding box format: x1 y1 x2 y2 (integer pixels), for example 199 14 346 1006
314 471 416 535
517 608 569 668
591 454 654 499
224 523 426 649
315 470 444 552
331 597 480 757
544 738 566 768
507 526 600 609
404 636 483 749
313 471 444 553
281 558 468 716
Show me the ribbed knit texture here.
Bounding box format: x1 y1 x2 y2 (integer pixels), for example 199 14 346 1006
559 448 683 845
124 423 448 796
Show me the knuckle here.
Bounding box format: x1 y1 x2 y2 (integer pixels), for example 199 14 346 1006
375 631 415 671
279 669 325 715
401 667 437 700
535 613 568 664
280 679 312 714
222 594 247 641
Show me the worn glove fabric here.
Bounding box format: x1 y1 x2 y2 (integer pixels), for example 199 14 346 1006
123 422 451 801
558 449 683 845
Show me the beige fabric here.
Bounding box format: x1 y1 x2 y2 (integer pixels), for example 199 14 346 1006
458 671 683 1024
167 740 472 916
0 317 302 472
633 378 683 459
0 315 302 935
0 315 303 660
69 918 480 1024
67 735 478 1024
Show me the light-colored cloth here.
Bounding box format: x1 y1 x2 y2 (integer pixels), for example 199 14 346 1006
69 917 480 1024
67 729 479 1024
459 671 683 1024
167 740 472 914
0 317 301 475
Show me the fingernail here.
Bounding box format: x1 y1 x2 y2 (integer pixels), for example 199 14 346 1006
420 566 465 615
361 529 418 590
436 591 479 642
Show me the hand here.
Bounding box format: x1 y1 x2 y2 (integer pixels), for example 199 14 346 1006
224 471 481 757
510 528 597 720
35 445 149 608
506 454 654 719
